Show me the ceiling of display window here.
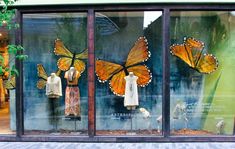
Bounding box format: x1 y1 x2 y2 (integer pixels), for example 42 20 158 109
12 0 235 6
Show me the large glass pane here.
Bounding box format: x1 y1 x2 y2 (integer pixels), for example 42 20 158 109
23 13 88 135
170 11 235 135
0 28 16 134
95 11 163 135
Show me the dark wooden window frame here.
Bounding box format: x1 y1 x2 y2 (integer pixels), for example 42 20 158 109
0 3 235 142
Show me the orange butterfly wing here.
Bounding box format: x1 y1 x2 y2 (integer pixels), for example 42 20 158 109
170 44 195 67
37 79 47 90
125 36 152 87
57 57 72 71
76 49 88 59
196 54 218 74
54 39 73 57
95 60 123 82
74 49 88 73
171 37 218 74
37 64 48 80
109 71 126 96
125 36 150 67
74 59 86 74
185 37 206 67
37 64 48 89
54 39 73 71
127 65 152 86
185 37 204 50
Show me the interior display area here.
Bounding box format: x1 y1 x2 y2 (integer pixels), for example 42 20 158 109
23 13 88 135
0 28 16 134
170 11 235 135
95 11 163 135
1 8 235 139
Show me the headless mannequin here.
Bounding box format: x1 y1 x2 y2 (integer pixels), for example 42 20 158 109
64 67 81 120
46 73 62 98
124 72 139 110
46 73 62 130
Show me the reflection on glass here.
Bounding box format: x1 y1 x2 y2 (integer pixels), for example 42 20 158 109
170 11 235 135
95 11 163 135
0 28 16 134
23 13 88 135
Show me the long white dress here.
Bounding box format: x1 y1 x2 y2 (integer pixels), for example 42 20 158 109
124 75 139 107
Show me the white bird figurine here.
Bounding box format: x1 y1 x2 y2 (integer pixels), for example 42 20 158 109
139 108 150 118
216 119 225 134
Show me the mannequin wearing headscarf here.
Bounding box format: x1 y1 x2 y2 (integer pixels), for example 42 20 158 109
64 67 81 120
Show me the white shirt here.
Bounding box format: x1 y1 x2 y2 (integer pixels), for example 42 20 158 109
46 74 62 98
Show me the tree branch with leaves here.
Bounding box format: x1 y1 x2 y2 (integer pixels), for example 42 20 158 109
0 0 27 88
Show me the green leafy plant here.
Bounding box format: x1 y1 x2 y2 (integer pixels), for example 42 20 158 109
0 0 19 29
0 0 27 79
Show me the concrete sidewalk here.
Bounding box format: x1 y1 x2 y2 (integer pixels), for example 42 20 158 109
0 142 235 149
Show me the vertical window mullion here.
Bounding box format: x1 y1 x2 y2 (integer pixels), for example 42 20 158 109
87 9 96 137
15 10 24 138
162 8 170 138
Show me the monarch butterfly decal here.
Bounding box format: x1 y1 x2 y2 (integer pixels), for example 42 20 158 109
95 36 152 97
170 37 219 74
54 39 88 73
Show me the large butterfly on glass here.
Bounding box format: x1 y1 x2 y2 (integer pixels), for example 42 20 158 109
170 37 218 74
54 39 88 73
36 64 61 89
96 36 152 97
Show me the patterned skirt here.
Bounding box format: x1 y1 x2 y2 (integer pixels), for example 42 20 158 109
65 86 81 119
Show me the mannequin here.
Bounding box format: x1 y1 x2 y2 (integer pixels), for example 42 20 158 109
64 67 81 120
124 72 139 110
46 73 62 98
46 73 62 130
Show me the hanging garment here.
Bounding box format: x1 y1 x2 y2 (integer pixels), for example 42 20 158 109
46 73 62 98
124 74 139 108
65 86 81 120
48 98 60 126
64 68 81 120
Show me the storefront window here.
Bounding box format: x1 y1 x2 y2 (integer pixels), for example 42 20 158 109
0 28 16 134
170 11 235 135
23 13 88 135
95 11 163 135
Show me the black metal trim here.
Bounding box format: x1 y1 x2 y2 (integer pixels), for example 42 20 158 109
162 8 171 138
12 3 235 12
15 10 24 138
